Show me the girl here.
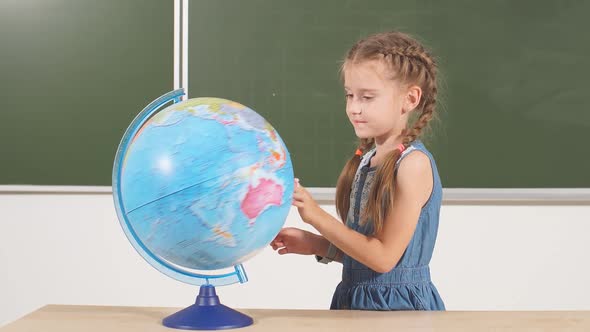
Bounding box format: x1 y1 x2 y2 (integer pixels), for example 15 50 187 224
271 31 445 311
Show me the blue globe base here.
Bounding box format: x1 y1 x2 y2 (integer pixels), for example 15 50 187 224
163 285 253 330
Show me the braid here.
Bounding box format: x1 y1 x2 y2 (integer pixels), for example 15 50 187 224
383 41 438 146
385 45 435 70
404 56 437 144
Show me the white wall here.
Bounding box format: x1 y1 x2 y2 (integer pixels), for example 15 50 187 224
1 193 590 326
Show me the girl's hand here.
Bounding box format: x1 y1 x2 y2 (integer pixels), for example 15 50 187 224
292 178 326 225
270 227 320 255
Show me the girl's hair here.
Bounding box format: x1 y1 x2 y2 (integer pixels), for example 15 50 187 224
335 31 438 234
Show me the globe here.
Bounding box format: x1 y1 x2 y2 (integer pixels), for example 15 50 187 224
112 89 294 330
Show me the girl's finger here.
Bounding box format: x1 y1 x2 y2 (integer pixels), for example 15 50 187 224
292 201 304 208
278 247 289 255
293 192 304 201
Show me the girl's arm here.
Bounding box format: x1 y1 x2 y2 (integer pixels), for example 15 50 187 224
270 228 343 263
293 151 433 273
314 236 344 263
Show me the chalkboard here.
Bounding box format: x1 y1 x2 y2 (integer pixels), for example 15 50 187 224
0 0 173 185
188 0 590 188
2 0 589 188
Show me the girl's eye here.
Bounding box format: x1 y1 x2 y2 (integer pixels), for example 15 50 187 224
362 96 373 101
345 94 353 99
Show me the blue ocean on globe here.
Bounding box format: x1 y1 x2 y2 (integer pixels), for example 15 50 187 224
114 96 294 275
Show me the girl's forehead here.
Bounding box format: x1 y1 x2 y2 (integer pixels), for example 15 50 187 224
343 60 393 90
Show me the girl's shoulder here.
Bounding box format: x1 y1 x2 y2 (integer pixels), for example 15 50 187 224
395 140 434 170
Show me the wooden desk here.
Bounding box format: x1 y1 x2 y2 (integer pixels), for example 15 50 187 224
2 305 590 331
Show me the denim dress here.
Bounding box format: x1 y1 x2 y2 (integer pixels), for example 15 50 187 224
330 140 445 311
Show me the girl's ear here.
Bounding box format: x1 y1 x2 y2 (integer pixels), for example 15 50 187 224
402 85 422 114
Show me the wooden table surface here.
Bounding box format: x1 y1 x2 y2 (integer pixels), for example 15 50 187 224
2 305 590 331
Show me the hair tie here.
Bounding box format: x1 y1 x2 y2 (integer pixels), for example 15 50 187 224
355 149 363 156
397 143 406 153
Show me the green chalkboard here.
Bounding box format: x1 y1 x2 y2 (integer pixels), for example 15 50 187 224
188 0 590 188
2 0 589 188
0 0 173 185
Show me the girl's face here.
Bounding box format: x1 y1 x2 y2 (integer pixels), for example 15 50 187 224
343 60 410 144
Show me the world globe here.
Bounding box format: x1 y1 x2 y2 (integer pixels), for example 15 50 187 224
112 89 294 330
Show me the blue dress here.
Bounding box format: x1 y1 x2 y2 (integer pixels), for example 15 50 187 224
330 140 445 311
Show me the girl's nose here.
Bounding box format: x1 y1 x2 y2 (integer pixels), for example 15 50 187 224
348 101 362 115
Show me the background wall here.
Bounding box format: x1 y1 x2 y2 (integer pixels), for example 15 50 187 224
1 193 589 326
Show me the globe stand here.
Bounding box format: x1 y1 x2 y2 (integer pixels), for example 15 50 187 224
163 285 253 330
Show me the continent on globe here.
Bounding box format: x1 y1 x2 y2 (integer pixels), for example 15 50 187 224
240 178 284 222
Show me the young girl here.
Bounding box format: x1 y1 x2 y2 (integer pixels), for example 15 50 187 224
270 31 445 311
